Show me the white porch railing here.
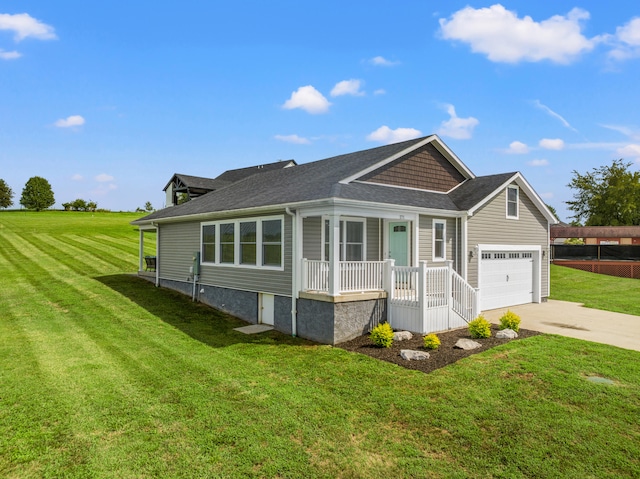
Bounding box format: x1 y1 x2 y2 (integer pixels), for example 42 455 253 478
301 259 385 294
389 261 479 334
302 258 479 335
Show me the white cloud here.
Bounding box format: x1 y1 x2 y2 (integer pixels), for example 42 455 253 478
436 104 479 140
274 134 310 145
533 100 578 132
91 183 118 197
373 89 386 96
539 138 565 150
539 191 554 200
369 56 400 66
528 159 549 167
71 174 84 181
330 79 365 97
282 85 331 114
506 141 530 154
95 173 115 182
0 13 56 41
617 144 640 159
367 126 422 144
439 5 597 64
608 17 640 60
601 124 640 140
54 115 85 128
0 49 20 60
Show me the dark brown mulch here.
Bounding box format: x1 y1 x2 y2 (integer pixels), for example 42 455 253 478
338 325 541 374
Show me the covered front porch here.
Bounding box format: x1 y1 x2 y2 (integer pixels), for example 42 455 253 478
296 206 477 334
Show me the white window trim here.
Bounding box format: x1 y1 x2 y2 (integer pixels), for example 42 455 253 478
321 216 367 262
506 185 519 220
200 215 285 271
432 219 446 262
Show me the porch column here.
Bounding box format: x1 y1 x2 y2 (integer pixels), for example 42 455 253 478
328 214 341 296
139 229 144 272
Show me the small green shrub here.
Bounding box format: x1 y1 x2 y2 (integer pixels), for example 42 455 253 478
423 333 440 350
468 315 491 339
370 322 394 348
499 310 521 332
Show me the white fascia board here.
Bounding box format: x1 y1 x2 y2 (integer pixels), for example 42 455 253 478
467 172 558 224
338 135 476 185
298 197 466 220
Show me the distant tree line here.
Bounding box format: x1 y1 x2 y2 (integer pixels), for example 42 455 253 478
62 199 98 212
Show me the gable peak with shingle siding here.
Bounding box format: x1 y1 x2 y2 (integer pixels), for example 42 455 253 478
357 142 467 192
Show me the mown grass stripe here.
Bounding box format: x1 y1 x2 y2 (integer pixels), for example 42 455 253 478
62 234 139 265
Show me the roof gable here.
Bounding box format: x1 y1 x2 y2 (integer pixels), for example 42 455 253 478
357 141 467 192
340 135 474 186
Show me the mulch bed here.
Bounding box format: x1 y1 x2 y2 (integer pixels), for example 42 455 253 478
338 325 541 374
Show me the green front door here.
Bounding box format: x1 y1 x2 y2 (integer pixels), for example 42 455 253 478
388 222 409 266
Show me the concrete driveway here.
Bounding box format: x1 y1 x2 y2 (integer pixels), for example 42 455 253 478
482 300 640 352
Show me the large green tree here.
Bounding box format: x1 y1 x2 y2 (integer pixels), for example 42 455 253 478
0 179 13 208
20 176 55 211
566 159 640 226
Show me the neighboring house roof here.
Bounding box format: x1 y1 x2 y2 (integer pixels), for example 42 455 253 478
551 225 640 239
163 160 297 193
134 135 556 225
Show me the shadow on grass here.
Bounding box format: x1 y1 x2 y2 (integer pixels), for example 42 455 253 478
97 274 315 349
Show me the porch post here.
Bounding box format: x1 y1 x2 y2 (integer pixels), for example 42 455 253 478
446 260 453 327
328 214 341 296
139 229 144 272
418 261 427 333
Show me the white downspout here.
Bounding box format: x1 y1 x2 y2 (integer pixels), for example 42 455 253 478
285 207 298 337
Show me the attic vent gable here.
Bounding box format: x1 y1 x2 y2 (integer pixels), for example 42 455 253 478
357 143 466 192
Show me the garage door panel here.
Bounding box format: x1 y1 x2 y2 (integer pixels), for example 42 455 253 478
481 252 534 311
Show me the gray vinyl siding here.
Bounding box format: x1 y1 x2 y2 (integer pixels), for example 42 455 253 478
303 217 322 260
158 213 293 297
158 222 200 281
418 215 457 268
366 218 381 261
467 185 549 295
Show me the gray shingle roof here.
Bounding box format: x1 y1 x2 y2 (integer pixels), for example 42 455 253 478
134 138 516 224
448 172 517 210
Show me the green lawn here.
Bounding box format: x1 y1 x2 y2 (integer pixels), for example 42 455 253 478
1 211 639 478
551 263 640 316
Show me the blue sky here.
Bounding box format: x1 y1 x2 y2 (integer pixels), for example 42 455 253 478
2 1 639 220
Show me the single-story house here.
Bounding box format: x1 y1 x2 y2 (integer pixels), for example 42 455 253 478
133 135 557 344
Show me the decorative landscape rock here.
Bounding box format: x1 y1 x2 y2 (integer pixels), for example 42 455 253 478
496 328 518 339
400 349 430 361
454 338 482 350
393 331 413 341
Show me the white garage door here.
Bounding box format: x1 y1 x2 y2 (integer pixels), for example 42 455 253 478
480 251 534 311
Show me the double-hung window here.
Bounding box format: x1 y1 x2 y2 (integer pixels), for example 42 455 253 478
507 185 519 219
202 224 216 263
219 223 235 264
433 219 446 262
262 219 282 267
323 218 365 261
240 221 257 265
201 216 283 269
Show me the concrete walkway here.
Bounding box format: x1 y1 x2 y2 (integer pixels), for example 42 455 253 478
482 300 640 352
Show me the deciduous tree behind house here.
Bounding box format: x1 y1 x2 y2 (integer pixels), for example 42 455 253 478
20 176 56 211
566 159 640 226
0 179 14 208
